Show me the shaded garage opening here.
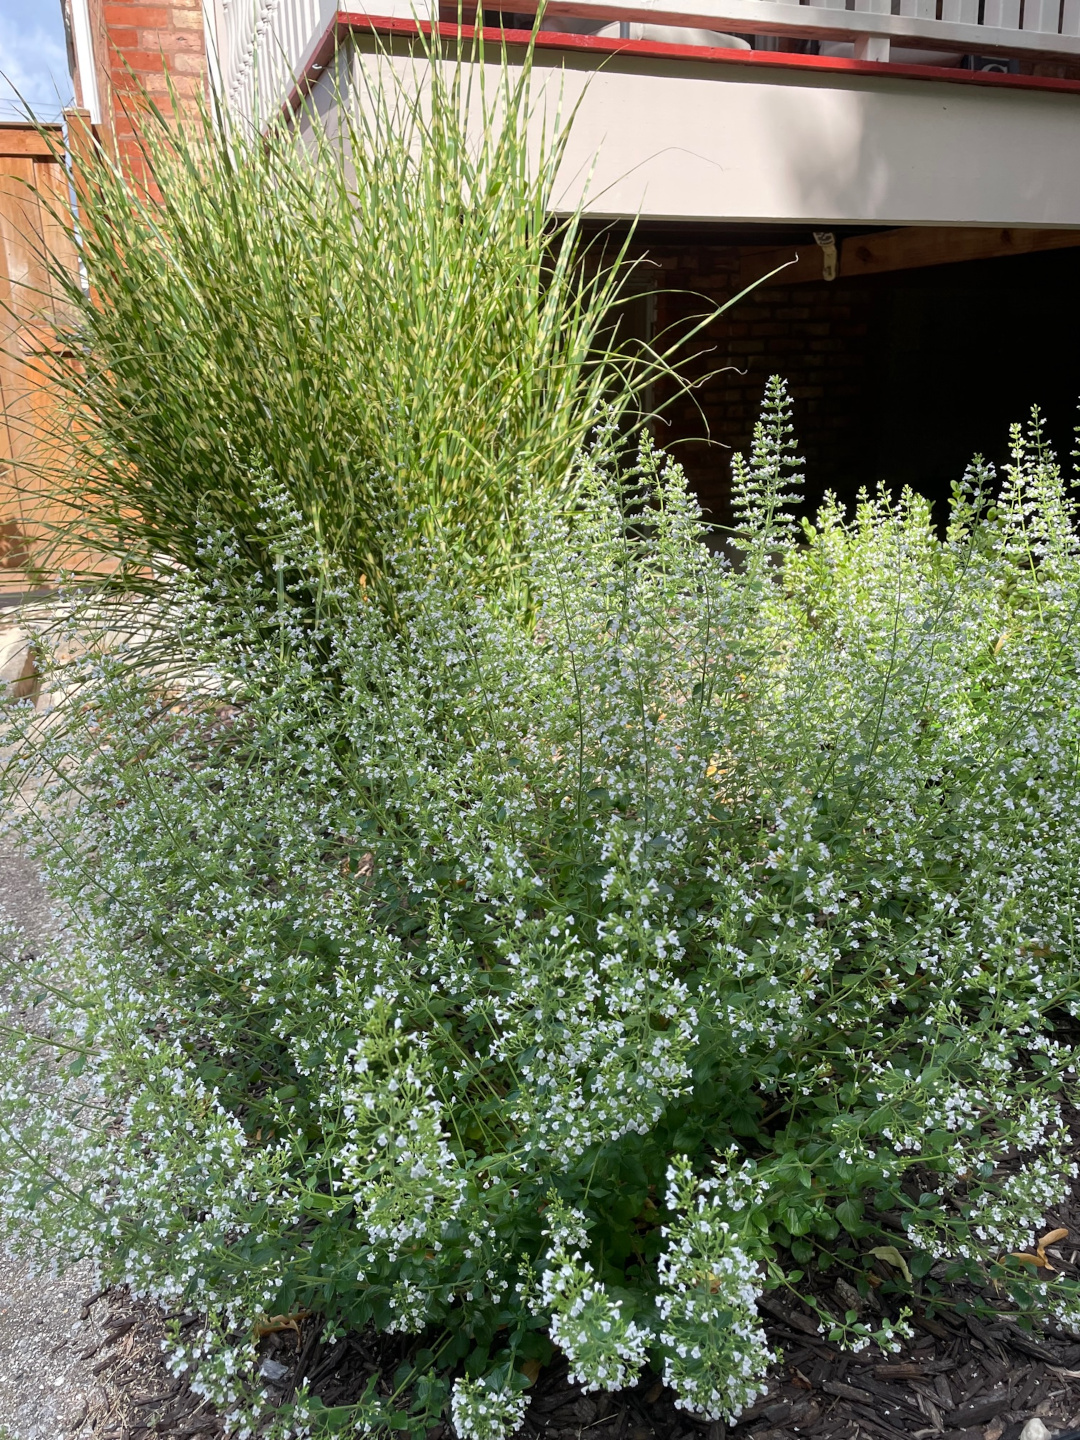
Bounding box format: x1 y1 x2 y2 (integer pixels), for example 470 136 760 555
627 228 1080 533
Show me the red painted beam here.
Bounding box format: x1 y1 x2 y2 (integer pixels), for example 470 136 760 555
315 10 1080 97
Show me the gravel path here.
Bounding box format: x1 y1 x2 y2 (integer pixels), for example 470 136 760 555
0 1257 104 1440
0 852 107 1440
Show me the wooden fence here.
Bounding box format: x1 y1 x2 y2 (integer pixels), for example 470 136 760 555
0 121 80 602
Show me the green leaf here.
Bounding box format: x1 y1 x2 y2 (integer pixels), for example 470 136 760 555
782 1206 813 1237
835 1199 864 1235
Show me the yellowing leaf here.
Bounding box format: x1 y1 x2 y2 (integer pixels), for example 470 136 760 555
521 1360 541 1383
869 1245 913 1284
1009 1252 1048 1269
1039 1227 1069 1251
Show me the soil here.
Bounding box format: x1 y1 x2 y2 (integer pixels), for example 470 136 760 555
15 1275 1080 1440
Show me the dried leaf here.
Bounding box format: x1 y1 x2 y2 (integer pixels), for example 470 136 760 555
1039 1226 1069 1250
521 1360 541 1383
254 1310 310 1339
869 1245 913 1284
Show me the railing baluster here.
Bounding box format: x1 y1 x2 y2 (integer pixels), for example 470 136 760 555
1022 0 1061 28
982 0 1022 27
941 0 980 21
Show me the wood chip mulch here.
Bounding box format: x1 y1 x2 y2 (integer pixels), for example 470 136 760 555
69 1134 1080 1440
65 1293 223 1439
71 1278 1080 1440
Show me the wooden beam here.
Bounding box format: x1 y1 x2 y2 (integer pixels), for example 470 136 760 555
0 126 64 161
843 225 1080 276
739 225 1080 289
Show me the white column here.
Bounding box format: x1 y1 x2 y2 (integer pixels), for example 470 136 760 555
854 33 891 59
68 0 102 124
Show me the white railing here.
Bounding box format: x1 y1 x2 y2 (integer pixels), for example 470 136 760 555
537 0 1080 60
219 0 338 126
216 0 1080 126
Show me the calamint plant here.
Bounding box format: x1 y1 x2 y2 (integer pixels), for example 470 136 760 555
6 385 1080 1436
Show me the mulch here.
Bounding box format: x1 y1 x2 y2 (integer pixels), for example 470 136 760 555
67 1115 1080 1440
72 1268 1080 1440
65 1293 220 1439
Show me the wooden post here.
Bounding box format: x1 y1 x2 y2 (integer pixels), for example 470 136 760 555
0 123 83 598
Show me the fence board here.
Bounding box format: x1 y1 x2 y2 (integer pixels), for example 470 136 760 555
0 123 79 599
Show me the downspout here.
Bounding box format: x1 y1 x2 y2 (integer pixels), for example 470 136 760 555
203 0 224 104
67 0 102 124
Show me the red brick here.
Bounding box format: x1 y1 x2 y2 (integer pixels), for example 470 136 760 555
138 27 202 50
114 68 170 94
144 32 186 51
167 50 205 73
114 49 177 69
104 3 170 24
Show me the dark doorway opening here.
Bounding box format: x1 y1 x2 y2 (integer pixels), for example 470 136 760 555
640 231 1080 531
858 248 1080 512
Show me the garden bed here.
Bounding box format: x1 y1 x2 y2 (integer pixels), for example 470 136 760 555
57 1273 1080 1440
7 61 1080 1440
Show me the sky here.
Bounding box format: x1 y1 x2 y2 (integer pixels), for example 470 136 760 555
0 0 73 122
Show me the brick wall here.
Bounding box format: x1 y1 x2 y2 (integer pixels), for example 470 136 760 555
72 0 206 169
634 241 875 527
628 239 1080 533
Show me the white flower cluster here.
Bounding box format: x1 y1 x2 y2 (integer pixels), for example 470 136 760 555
451 1375 530 1440
654 1157 772 1421
4 390 1080 1435
539 1200 649 1393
